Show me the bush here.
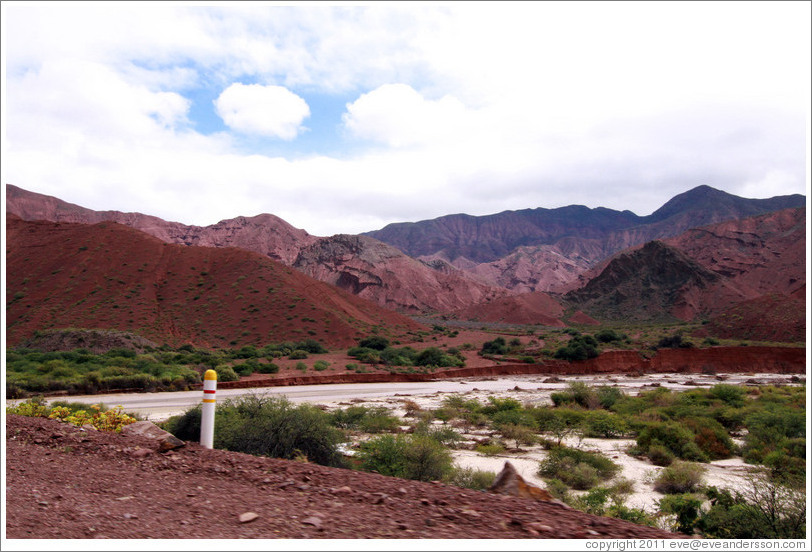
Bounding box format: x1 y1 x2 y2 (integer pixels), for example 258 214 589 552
357 434 453 482
164 395 346 467
257 362 280 374
646 443 676 466
684 417 735 460
358 336 390 351
658 494 703 534
475 442 505 456
698 475 806 539
538 446 620 490
554 335 599 361
637 421 704 462
443 467 497 491
480 337 508 355
653 461 706 494
313 360 330 372
214 365 240 382
708 384 746 408
288 350 308 360
582 410 628 438
594 329 624 343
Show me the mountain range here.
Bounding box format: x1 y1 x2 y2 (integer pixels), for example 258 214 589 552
5 183 807 345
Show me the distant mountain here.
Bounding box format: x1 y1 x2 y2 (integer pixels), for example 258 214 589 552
662 207 806 298
5 215 423 348
558 206 806 328
563 240 749 323
292 234 506 313
365 185 806 268
7 183 805 328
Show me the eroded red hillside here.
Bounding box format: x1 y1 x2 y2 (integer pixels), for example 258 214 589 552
5 216 424 348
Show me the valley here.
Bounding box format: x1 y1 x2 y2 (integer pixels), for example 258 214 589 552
4 182 807 540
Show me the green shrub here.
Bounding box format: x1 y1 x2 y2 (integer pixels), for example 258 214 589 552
288 349 308 360
214 365 240 382
594 329 624 343
358 336 390 350
658 494 703 534
443 467 497 491
554 335 599 361
698 478 806 539
475 442 505 456
606 504 657 527
164 395 346 467
257 362 279 374
646 443 675 466
596 385 625 409
480 337 508 355
653 461 706 494
313 360 330 371
582 410 628 438
708 384 746 408
412 420 464 447
538 446 620 490
684 417 735 460
637 421 703 462
357 434 453 482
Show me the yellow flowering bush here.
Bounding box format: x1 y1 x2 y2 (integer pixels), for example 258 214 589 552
8 400 137 432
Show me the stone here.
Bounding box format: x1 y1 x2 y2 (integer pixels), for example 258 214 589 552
130 448 152 458
121 421 185 451
301 516 322 528
488 461 554 501
239 512 259 523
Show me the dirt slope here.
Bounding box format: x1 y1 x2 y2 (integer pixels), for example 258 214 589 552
5 415 680 540
5 216 423 349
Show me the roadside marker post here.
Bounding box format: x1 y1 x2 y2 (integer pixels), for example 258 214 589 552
200 369 217 449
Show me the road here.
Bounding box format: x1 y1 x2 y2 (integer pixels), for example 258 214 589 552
8 371 797 421
11 377 542 421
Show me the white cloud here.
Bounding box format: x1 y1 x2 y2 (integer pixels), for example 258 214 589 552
2 2 809 237
343 84 472 148
214 83 310 139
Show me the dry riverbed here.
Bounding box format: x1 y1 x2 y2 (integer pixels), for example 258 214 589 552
314 371 803 513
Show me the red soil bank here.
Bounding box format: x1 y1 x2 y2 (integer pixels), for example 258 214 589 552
217 346 805 389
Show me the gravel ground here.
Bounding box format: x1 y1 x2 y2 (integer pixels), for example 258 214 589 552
4 414 681 543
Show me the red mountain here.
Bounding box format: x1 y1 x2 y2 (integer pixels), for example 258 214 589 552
6 184 499 313
292 234 506 313
560 207 806 332
5 215 424 349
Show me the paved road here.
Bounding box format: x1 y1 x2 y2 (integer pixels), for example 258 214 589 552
8 372 796 422
10 377 541 421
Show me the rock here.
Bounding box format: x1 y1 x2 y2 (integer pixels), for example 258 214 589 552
130 448 152 458
301 516 322 528
488 461 554 501
238 512 259 523
332 485 352 495
525 522 553 533
121 421 185 451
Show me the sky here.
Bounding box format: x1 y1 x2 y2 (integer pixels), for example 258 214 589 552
2 1 810 236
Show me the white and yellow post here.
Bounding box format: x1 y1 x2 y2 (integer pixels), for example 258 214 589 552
200 369 217 449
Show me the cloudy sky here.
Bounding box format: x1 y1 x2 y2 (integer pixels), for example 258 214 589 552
2 1 810 236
